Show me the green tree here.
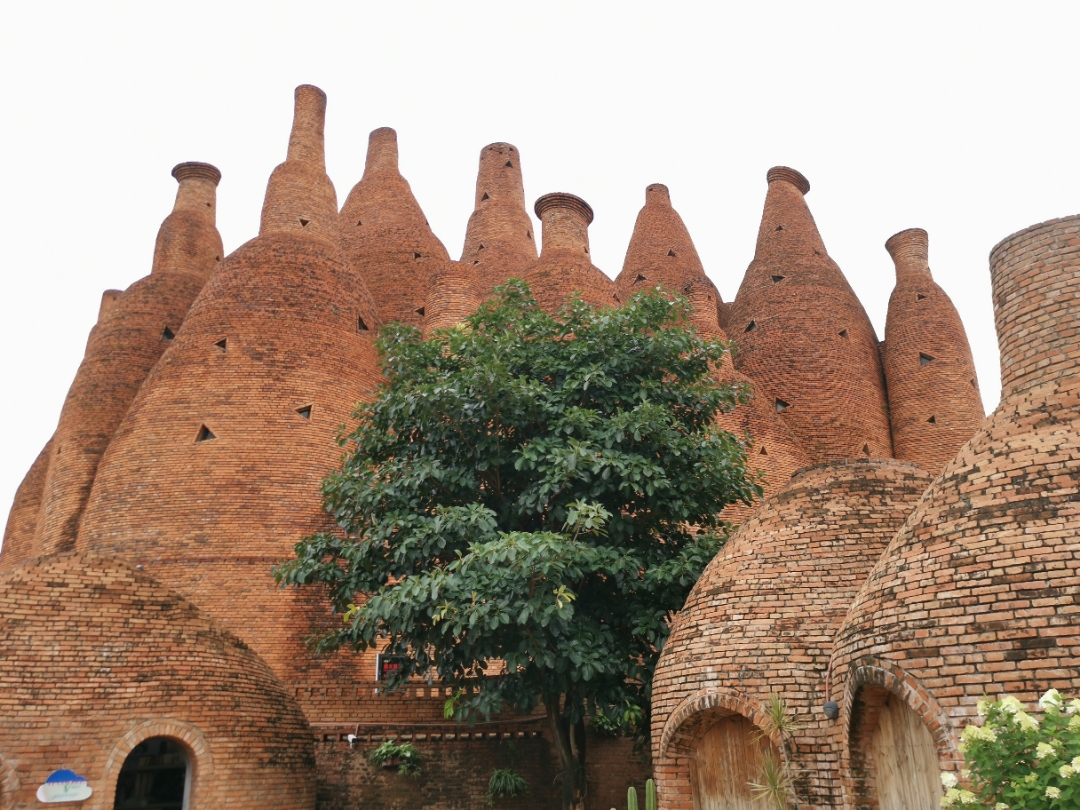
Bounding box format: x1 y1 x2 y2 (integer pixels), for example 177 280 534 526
275 282 761 810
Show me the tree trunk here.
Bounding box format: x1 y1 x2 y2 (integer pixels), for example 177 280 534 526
546 696 587 810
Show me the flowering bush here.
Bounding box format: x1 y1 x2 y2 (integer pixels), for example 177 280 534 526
942 690 1080 808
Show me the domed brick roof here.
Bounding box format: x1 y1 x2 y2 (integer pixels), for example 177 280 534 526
0 437 53 572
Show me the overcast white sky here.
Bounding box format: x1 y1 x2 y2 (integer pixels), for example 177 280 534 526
2 1 1078 542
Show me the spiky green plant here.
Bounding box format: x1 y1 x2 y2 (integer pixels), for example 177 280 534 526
748 750 796 810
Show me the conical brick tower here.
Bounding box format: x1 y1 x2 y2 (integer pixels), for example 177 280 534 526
77 86 385 721
883 228 985 474
340 127 450 328
831 213 1080 810
31 163 223 557
522 192 616 313
728 167 893 462
423 260 482 336
0 438 53 572
460 142 537 296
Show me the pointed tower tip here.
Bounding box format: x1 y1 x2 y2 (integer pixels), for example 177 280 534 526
171 162 221 186
767 166 810 195
535 193 594 225
286 85 327 167
645 184 671 205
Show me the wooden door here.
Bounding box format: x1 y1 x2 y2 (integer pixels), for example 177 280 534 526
691 715 776 810
870 695 941 810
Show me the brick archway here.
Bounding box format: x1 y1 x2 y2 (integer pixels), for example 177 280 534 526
99 720 214 810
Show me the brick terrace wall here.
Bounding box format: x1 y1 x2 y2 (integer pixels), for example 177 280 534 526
0 437 52 572
651 459 931 810
832 213 1080 809
340 126 451 329
883 228 985 475
31 163 221 557
727 168 894 463
0 552 315 809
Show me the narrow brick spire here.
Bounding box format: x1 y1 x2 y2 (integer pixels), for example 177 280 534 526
460 142 537 294
521 193 615 313
883 228 984 473
151 162 223 278
340 127 450 328
727 167 894 463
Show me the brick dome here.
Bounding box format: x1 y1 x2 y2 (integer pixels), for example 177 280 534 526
831 213 1080 810
32 163 222 557
75 86 385 721
727 168 893 462
0 552 315 809
460 142 537 296
883 228 985 474
522 192 617 313
340 127 450 328
650 459 931 810
0 438 52 572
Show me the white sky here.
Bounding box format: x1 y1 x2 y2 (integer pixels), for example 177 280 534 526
2 1 1078 541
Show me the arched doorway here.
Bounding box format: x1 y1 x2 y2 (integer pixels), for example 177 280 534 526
690 714 781 810
867 693 941 810
114 737 190 810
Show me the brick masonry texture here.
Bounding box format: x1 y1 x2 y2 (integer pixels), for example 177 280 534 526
0 552 316 809
650 460 931 810
0 438 52 572
883 228 985 475
728 168 894 463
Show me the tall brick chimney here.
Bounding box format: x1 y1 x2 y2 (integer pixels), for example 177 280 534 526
883 228 984 474
460 142 537 294
152 162 223 278
727 167 894 463
340 127 450 328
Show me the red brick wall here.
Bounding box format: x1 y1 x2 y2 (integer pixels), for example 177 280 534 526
651 459 931 810
424 260 483 335
0 437 52 572
883 228 985 475
0 552 316 809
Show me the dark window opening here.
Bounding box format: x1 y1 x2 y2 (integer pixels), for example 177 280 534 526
775 225 784 231
215 256 221 262
759 446 768 456
667 250 677 257
356 220 363 227
505 160 513 168
970 378 977 389
478 244 485 251
415 307 426 317
775 399 789 413
299 218 310 227
297 405 312 420
927 415 936 424
414 252 422 260
745 321 757 333
205 202 211 208
917 293 928 301
635 274 647 283
838 329 848 338
526 231 532 240
920 353 934 366
214 338 227 351
474 260 480 264
481 192 490 201
357 316 369 332
771 275 785 283
613 293 620 301
862 444 870 455
114 737 188 810
162 327 175 341
195 425 215 443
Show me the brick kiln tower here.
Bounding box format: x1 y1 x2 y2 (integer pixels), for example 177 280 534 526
460 142 538 294
0 439 52 572
650 459 931 810
340 127 450 328
615 183 808 506
727 168 893 462
883 228 985 473
30 163 222 559
523 192 617 313
75 86 385 721
830 213 1080 809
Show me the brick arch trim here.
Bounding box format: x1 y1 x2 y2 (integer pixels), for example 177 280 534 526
99 719 215 810
659 686 789 760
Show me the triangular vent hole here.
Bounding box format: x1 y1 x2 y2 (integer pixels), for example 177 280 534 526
772 275 785 283
745 321 758 333
505 160 513 168
775 225 784 231
481 193 490 201
478 244 485 251
775 399 789 413
970 378 977 389
296 405 312 420
214 338 227 351
635 274 647 283
357 317 369 332
838 329 848 338
356 220 363 227
862 444 870 455
917 293 928 301
299 218 309 227
216 255 221 262
759 446 768 456
920 353 934 366
667 250 677 257
416 307 426 317
414 252 422 260
162 327 175 341
613 293 620 301
195 425 215 443
927 415 937 424
526 231 532 240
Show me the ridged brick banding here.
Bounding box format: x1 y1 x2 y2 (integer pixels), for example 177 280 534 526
990 214 1080 396
650 460 931 810
460 142 537 296
727 168 894 462
0 438 52 572
0 553 316 809
31 162 223 557
833 214 1080 808
522 192 616 313
423 260 482 336
340 127 450 328
883 228 985 474
76 86 389 723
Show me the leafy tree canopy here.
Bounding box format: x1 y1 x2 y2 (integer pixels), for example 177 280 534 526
275 281 761 809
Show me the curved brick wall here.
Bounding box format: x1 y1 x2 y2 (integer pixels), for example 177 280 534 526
883 228 985 475
727 168 893 462
651 459 931 810
340 127 450 328
0 437 52 572
423 260 482 336
32 163 222 557
76 86 389 723
522 193 617 313
460 142 537 296
833 214 1080 809
991 214 1080 397
0 552 315 809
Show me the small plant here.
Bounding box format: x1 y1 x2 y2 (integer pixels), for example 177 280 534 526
942 690 1080 808
367 740 422 776
611 778 656 810
748 693 800 809
486 767 528 805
